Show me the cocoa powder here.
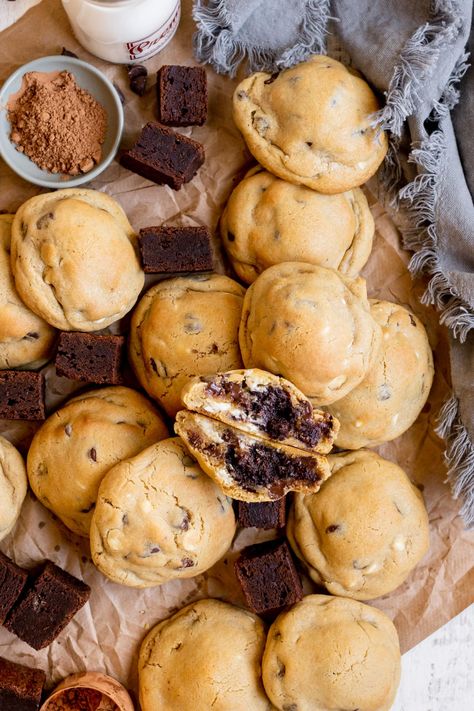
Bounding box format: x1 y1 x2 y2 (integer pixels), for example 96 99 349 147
8 70 107 176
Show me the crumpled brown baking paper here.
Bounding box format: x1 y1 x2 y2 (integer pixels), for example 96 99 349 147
0 0 473 698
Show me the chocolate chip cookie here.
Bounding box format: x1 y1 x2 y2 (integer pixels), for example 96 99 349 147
0 435 27 542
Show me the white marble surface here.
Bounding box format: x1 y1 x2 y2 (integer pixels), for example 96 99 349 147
1 2 473 710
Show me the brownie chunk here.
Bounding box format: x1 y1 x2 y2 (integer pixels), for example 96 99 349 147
120 122 205 190
4 560 91 650
128 64 148 96
235 539 303 617
55 332 125 384
237 499 286 530
0 656 45 711
138 225 213 273
157 65 208 126
0 371 45 421
0 551 28 625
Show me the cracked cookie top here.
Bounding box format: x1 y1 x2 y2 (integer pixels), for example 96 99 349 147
233 55 388 194
129 274 245 417
90 438 236 588
0 214 55 369
139 599 271 711
287 450 430 600
10 189 144 331
220 167 374 284
262 594 400 711
27 386 168 538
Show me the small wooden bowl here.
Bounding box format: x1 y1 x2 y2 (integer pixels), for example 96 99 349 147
40 672 135 711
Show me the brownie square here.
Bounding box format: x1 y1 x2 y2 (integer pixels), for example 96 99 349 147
0 656 45 711
0 551 28 625
0 371 45 421
237 498 286 530
157 65 208 126
55 332 125 384
235 539 303 617
4 560 91 650
120 122 205 190
138 225 213 273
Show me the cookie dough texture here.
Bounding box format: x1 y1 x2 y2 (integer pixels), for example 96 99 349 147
139 599 272 711
262 594 401 711
181 369 338 453
0 436 27 541
239 262 381 405
175 410 331 502
287 450 430 600
233 55 388 194
27 386 168 538
327 300 434 448
90 438 236 587
11 189 144 331
129 274 245 417
0 215 55 369
221 167 374 283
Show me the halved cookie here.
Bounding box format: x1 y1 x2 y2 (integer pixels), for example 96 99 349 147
175 410 331 502
181 369 338 453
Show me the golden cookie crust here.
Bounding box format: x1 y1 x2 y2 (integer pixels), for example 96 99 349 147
27 386 168 538
139 599 272 711
233 56 388 194
11 189 144 331
262 594 400 711
174 409 331 502
239 262 381 405
221 167 374 283
0 435 27 542
0 215 55 369
287 450 430 600
90 438 236 588
327 300 434 448
129 274 245 417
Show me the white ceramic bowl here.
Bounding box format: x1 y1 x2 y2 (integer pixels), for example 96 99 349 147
0 55 123 188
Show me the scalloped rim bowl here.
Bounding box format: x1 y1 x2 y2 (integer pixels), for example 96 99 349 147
0 55 123 188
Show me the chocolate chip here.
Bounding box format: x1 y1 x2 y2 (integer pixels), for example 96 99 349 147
113 82 125 105
306 141 313 147
24 331 39 340
283 705 297 711
122 513 129 525
409 314 417 327
127 64 148 96
264 72 280 85
36 212 54 229
20 221 28 238
274 230 281 241
150 357 158 374
89 447 97 462
277 659 286 677
61 47 78 58
325 524 340 533
227 232 235 242
80 502 95 513
179 513 190 531
64 424 72 437
180 557 194 568
237 90 247 100
38 521 46 529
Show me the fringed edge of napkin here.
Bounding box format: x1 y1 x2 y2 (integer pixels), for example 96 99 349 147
192 0 331 77
373 0 474 525
436 396 474 527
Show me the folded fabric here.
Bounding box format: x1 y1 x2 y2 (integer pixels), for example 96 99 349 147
193 0 474 525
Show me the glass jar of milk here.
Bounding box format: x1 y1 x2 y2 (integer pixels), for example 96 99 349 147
61 0 181 64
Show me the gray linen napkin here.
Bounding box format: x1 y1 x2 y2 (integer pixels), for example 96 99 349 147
194 0 474 524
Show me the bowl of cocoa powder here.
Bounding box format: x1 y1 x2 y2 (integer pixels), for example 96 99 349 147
39 672 135 711
0 55 123 188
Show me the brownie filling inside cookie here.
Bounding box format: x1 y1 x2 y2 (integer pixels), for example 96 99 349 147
205 376 332 446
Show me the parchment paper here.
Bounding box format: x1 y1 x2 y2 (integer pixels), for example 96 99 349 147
0 0 473 699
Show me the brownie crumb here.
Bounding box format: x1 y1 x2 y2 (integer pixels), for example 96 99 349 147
128 64 148 96
235 539 303 617
0 551 28 625
237 499 286 530
120 122 205 190
55 332 125 385
157 65 208 126
138 225 213 273
4 560 91 650
0 370 45 421
0 656 45 711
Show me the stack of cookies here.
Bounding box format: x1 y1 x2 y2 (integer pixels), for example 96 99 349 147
0 54 435 711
